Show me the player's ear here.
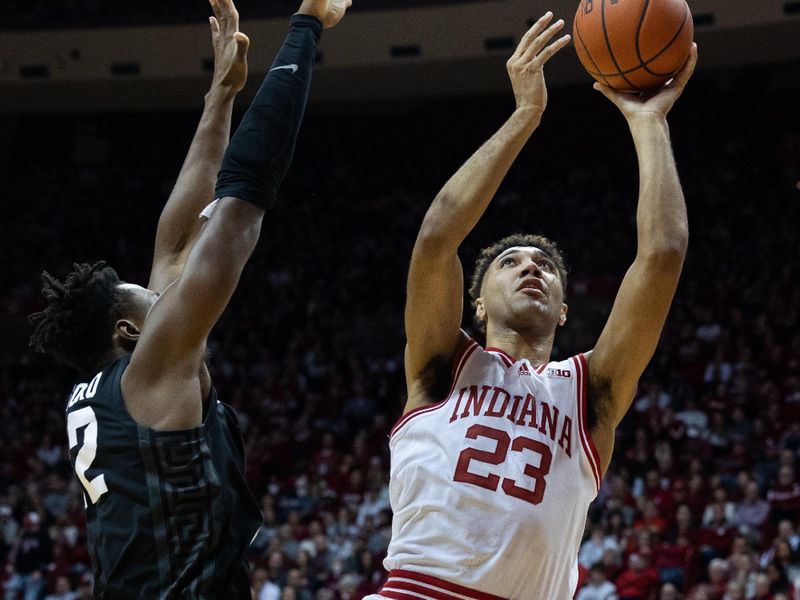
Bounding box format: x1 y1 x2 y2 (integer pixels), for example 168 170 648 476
475 298 487 324
558 303 568 327
115 319 141 342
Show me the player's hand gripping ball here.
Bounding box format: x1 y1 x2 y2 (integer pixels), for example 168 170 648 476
573 0 694 92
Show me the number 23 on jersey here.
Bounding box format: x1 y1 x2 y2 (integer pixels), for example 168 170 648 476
453 424 552 505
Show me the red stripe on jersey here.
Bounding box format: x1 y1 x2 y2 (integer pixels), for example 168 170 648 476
485 347 515 368
451 337 479 381
535 362 547 374
390 340 479 438
383 580 461 600
573 354 602 490
380 590 426 600
448 340 480 398
390 400 448 437
387 570 507 600
578 353 603 486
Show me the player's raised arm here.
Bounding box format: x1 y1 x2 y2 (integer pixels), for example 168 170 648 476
124 0 351 430
404 13 570 412
587 44 698 470
147 0 250 294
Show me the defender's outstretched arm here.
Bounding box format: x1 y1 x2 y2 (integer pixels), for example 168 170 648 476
148 0 249 294
125 1 351 430
404 13 570 412
587 45 698 471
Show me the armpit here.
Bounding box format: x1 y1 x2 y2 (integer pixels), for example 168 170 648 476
587 373 613 431
419 354 453 403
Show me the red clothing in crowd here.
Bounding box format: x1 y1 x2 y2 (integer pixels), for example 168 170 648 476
697 523 736 556
614 566 660 600
767 482 800 515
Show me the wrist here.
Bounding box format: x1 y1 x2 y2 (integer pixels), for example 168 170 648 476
513 106 543 129
627 112 669 132
628 114 671 150
205 86 237 106
292 9 324 34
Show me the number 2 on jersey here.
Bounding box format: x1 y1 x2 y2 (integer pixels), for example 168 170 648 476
453 424 552 505
67 407 108 504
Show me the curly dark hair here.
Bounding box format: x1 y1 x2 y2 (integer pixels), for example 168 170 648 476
467 233 568 333
29 261 127 376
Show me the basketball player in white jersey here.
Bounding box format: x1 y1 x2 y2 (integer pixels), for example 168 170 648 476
369 12 698 600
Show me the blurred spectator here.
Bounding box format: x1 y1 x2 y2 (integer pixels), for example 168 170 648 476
653 531 693 591
764 560 795 598
697 504 737 563
43 576 77 600
635 500 669 536
615 553 660 600
732 481 770 542
581 525 622 570
0 506 18 563
34 436 61 470
704 558 730 600
701 489 736 528
658 582 683 600
766 467 800 525
750 572 771 600
577 563 619 600
675 399 708 440
720 579 745 600
4 512 52 600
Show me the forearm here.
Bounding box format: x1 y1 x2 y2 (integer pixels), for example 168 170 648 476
629 116 689 258
176 198 263 345
165 90 234 221
215 14 322 210
147 90 235 292
419 107 540 250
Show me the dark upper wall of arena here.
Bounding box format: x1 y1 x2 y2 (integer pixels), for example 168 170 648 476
0 0 798 112
0 0 497 31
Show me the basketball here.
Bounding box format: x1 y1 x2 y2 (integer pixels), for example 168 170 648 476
573 0 694 92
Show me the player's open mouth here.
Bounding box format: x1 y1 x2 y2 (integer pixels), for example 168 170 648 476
518 280 545 296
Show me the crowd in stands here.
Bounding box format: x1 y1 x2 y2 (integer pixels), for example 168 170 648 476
0 74 798 600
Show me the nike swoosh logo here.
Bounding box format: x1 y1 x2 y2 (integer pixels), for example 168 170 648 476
270 64 298 74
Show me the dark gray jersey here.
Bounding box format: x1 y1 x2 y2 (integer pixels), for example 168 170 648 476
65 356 261 599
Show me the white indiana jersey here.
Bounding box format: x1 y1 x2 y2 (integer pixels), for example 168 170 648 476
377 336 602 600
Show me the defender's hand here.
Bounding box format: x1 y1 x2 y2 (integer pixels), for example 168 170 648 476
507 12 571 118
209 0 250 99
594 43 698 123
298 0 353 29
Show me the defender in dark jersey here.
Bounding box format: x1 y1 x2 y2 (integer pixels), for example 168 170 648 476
29 1 352 598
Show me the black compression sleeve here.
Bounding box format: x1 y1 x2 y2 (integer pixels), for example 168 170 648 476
214 14 322 210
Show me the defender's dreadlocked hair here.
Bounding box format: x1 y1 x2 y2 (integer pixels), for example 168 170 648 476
29 261 124 376
468 233 569 334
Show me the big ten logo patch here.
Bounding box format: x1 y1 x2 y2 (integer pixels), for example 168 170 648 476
546 368 572 379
